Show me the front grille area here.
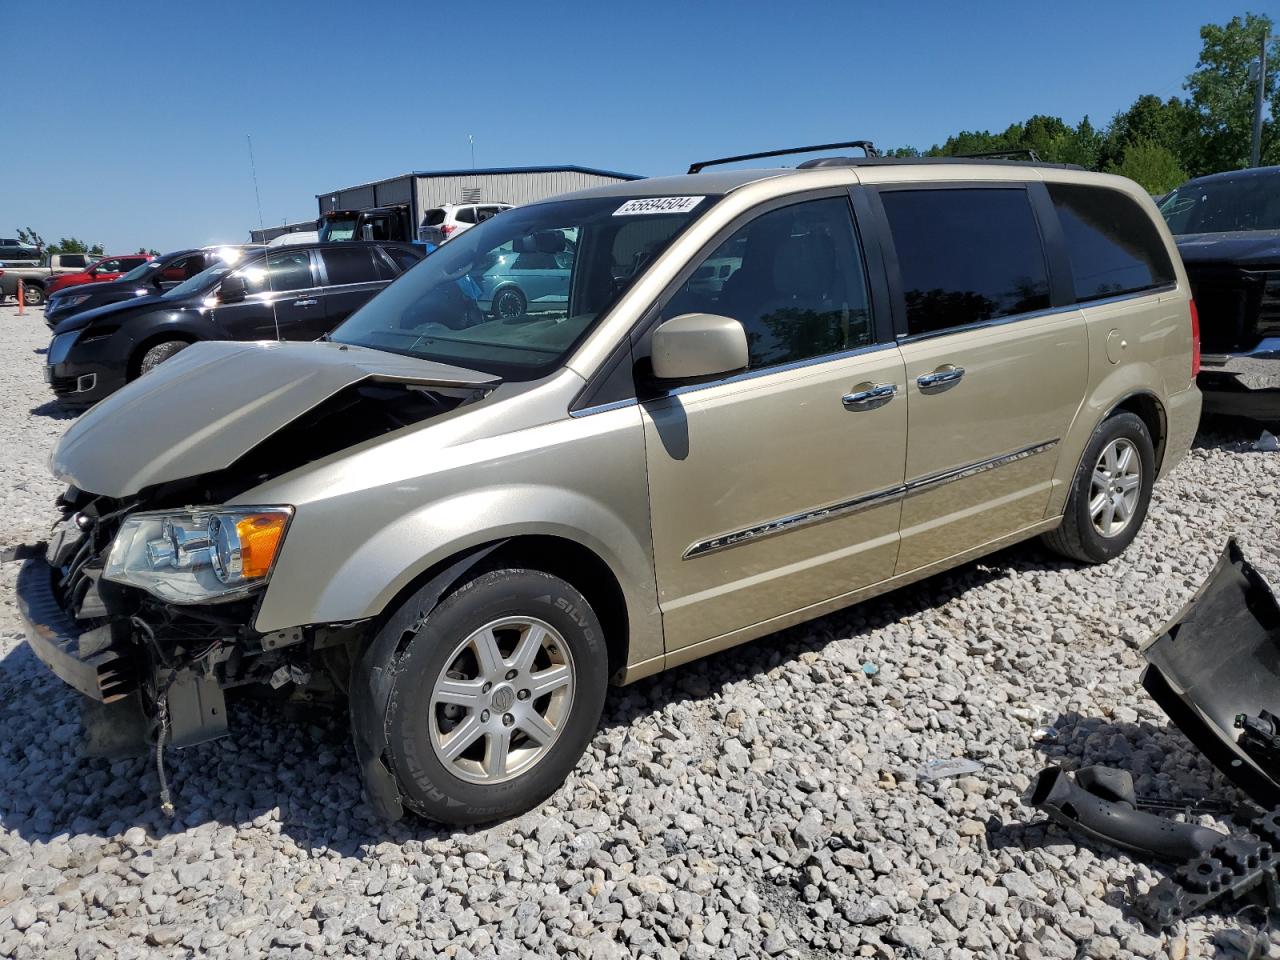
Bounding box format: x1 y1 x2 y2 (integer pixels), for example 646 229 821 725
49 374 77 395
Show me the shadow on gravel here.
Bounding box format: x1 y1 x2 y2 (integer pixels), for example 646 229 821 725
0 416 1266 853
28 400 78 421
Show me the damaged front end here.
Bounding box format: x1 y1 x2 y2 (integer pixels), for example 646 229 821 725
15 487 353 765
11 342 501 815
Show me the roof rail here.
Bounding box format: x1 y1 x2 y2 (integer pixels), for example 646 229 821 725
795 156 1084 172
688 140 879 174
955 149 1043 162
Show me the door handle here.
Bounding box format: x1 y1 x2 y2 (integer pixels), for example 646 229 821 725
842 383 897 408
293 299 318 307
916 365 965 388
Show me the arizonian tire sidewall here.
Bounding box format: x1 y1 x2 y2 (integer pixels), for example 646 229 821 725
1070 412 1156 561
383 569 608 823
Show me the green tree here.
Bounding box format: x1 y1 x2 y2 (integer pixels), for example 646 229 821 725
15 227 43 250
1106 140 1189 194
46 238 104 256
1099 95 1200 173
1186 12 1279 171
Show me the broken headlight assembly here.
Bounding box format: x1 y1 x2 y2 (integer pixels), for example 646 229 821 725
103 506 293 603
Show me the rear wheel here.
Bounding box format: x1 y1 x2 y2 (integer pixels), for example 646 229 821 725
379 568 608 824
22 284 45 306
137 339 190 377
1042 411 1155 563
492 286 527 321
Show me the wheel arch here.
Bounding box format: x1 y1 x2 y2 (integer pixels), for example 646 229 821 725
366 534 632 684
1105 391 1168 473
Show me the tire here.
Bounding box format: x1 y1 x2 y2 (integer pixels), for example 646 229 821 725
136 339 190 377
491 286 526 321
22 284 45 306
379 568 608 824
1041 411 1155 564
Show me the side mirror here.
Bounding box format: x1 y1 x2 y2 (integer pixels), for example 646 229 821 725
649 313 748 384
218 275 247 303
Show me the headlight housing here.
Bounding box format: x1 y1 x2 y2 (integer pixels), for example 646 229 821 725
57 292 92 309
104 506 293 603
47 331 78 365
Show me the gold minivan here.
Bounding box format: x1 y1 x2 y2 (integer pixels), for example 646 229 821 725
16 151 1200 823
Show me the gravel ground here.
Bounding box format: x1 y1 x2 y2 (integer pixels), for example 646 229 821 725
1 299 1279 959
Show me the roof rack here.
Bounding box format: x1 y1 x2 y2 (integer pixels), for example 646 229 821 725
795 156 1084 171
688 140 879 174
956 149 1043 162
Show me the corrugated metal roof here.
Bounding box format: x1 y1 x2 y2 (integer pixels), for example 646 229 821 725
315 165 642 198
528 168 794 203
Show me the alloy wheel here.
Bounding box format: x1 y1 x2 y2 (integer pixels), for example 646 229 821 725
1089 437 1141 538
428 616 575 784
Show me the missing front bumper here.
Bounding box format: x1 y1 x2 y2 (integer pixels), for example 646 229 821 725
15 554 228 752
15 556 136 702
1143 539 1280 807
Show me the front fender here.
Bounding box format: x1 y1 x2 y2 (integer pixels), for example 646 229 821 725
254 482 662 667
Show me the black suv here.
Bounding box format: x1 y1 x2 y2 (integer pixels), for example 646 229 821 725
1161 165 1280 419
46 241 425 406
43 246 262 328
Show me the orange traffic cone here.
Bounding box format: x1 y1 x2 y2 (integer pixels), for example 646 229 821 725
16 279 24 316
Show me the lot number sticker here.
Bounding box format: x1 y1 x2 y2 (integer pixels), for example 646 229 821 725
614 196 705 216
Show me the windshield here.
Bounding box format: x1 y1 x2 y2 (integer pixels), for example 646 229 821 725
320 216 357 242
1160 173 1280 235
164 260 237 299
330 194 714 379
120 259 164 283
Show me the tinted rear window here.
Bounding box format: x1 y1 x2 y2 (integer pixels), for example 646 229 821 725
380 245 424 273
320 247 380 285
881 187 1050 336
1049 183 1175 302
423 209 445 226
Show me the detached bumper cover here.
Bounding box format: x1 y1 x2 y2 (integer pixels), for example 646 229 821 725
1142 539 1280 807
15 557 135 703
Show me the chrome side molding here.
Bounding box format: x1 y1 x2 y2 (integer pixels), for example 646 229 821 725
682 438 1059 560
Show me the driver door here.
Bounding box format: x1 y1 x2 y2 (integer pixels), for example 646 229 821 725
640 194 907 652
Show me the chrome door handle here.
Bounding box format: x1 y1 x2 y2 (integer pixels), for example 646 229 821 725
294 299 318 307
842 383 897 407
916 366 965 388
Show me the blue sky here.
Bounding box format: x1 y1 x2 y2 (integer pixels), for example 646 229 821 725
8 0 1253 252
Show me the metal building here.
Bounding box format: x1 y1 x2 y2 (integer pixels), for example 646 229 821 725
249 219 319 244
315 165 642 228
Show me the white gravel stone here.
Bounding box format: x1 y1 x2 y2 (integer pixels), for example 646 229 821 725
1 301 1279 956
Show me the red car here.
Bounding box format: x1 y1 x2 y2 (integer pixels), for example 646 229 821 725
45 254 153 296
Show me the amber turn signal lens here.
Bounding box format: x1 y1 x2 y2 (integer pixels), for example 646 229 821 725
236 513 287 579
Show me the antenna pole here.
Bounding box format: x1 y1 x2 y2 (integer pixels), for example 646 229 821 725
246 134 281 340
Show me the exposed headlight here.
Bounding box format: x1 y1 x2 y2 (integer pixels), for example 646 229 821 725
57 293 92 308
104 506 293 603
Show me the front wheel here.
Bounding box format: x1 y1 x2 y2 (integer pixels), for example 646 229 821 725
379 568 608 824
137 339 190 377
22 284 45 306
1042 411 1155 564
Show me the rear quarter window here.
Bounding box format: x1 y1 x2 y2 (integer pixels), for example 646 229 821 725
1048 183 1175 303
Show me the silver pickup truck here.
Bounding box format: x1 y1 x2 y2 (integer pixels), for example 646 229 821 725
0 253 101 306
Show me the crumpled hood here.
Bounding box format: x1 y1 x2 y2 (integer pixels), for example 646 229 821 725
52 339 499 497
1176 229 1280 269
